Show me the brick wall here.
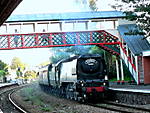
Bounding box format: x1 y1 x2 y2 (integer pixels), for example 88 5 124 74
143 56 150 84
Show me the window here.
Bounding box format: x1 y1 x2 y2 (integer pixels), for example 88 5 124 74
22 24 34 33
37 23 48 32
8 24 21 33
74 22 86 31
62 22 74 31
0 25 7 34
48 23 61 32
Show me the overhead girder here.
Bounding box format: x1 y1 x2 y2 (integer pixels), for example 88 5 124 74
0 30 120 56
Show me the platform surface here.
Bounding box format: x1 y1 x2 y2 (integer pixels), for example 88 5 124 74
0 109 3 113
109 84 150 93
0 83 15 88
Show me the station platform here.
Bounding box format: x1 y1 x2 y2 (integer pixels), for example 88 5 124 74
0 83 16 88
0 109 3 113
0 110 2 113
109 84 150 93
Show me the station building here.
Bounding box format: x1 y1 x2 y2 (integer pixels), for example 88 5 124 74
118 20 150 84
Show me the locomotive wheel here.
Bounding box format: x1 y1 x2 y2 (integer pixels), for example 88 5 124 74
66 91 71 99
73 92 78 101
77 93 87 103
66 85 71 99
77 96 85 103
60 87 65 97
81 98 85 103
66 84 77 100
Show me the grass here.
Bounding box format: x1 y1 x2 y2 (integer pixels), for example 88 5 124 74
40 106 53 112
109 75 134 82
19 86 54 112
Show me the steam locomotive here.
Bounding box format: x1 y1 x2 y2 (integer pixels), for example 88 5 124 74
38 54 109 102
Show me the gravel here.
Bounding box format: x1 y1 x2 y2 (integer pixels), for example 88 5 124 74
0 85 23 113
11 82 117 113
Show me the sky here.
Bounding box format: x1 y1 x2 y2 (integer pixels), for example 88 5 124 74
0 0 115 67
12 0 115 14
0 48 52 66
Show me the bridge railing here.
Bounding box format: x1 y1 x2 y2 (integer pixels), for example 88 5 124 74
120 44 138 83
0 30 120 51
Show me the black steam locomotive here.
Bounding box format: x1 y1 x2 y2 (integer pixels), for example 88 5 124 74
39 54 109 102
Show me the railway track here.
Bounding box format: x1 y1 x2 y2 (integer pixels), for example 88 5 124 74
87 101 150 113
0 84 29 113
41 85 150 112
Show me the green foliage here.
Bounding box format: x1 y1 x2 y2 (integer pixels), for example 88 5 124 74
0 60 8 77
89 46 104 55
74 0 98 11
10 57 26 71
20 87 53 112
24 70 37 79
50 50 70 63
49 45 94 63
89 0 98 11
16 71 22 77
0 70 5 77
0 60 7 70
113 0 150 38
104 52 117 78
49 45 118 78
41 107 51 112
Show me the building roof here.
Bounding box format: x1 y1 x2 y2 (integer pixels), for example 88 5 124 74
0 0 22 25
6 11 126 22
118 24 150 55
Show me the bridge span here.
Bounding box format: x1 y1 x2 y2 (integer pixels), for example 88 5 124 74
0 30 120 55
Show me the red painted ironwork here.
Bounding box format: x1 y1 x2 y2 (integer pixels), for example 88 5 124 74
86 87 105 93
0 30 120 53
8 36 10 48
120 43 136 71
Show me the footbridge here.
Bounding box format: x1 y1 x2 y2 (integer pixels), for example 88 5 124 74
1 11 150 84
0 30 120 56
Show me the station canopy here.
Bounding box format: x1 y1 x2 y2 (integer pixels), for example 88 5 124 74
118 24 150 56
7 11 125 22
0 0 22 26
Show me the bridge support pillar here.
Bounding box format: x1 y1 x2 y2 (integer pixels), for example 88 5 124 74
120 58 124 81
115 58 120 81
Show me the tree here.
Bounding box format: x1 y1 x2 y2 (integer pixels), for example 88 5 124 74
89 46 104 55
0 60 7 70
49 47 70 63
89 0 98 11
49 46 96 63
24 70 37 79
112 0 150 38
74 0 98 11
10 57 27 77
0 60 8 78
10 57 26 70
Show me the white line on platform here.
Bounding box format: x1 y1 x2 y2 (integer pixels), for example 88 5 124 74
109 88 150 93
0 109 3 113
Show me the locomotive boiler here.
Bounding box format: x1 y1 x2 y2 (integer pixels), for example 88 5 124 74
39 54 109 102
